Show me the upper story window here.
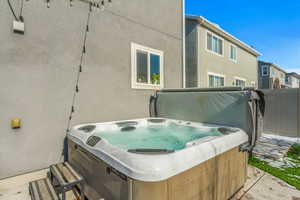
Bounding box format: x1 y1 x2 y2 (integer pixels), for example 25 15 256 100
235 77 246 87
131 43 164 89
208 72 225 88
261 65 269 76
207 32 223 56
229 45 237 61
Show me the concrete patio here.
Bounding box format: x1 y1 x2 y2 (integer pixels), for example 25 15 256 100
232 166 300 200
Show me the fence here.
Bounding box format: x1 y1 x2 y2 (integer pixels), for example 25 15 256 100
260 88 300 137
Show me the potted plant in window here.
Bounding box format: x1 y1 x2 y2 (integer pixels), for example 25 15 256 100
151 73 160 85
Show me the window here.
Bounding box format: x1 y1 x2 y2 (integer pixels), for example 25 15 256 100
229 45 237 61
261 65 268 76
207 32 223 55
235 77 246 87
285 76 290 84
251 81 256 88
131 43 164 89
208 73 225 88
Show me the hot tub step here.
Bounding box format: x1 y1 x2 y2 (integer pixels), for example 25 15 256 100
29 178 59 200
49 162 84 200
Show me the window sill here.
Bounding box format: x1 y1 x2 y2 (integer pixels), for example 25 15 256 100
205 48 224 57
229 58 237 63
132 83 163 90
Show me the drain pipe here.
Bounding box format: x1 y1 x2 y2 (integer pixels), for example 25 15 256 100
182 0 186 88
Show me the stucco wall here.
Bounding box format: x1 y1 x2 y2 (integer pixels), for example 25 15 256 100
291 77 300 88
197 26 258 87
0 0 183 178
185 20 198 87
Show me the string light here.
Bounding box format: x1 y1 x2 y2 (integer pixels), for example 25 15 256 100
61 0 113 161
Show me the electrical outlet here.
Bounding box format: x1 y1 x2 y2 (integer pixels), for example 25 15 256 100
13 20 25 34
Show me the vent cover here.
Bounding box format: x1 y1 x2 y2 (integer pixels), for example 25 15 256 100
86 136 101 147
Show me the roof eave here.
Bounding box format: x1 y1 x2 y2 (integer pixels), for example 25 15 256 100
186 15 262 57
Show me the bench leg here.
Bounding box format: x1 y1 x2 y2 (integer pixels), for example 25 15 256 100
61 192 66 200
80 183 84 200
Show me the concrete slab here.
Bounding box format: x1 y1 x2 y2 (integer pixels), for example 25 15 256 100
241 174 300 200
232 166 265 199
0 169 76 200
233 166 300 200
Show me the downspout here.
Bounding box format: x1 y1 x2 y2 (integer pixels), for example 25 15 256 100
182 0 186 88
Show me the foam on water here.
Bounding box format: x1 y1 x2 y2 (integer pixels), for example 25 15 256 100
94 122 223 151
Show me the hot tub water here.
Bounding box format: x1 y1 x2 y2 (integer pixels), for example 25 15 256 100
94 122 223 151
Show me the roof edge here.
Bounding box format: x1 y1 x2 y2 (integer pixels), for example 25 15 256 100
186 15 262 57
258 60 287 73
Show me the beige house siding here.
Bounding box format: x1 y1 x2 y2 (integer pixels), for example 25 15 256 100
197 25 258 87
289 76 300 88
258 61 287 89
270 66 286 86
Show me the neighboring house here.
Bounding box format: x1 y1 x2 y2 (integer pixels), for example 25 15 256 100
185 15 261 88
0 0 184 178
258 61 287 89
286 73 300 88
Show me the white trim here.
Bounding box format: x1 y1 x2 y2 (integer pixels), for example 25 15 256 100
205 30 224 57
131 43 164 90
234 76 246 87
234 76 246 82
229 44 237 62
182 0 186 88
207 72 226 87
186 15 262 56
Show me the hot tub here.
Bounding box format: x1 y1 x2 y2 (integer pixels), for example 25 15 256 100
67 118 249 200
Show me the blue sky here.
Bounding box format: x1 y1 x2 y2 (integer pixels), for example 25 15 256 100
186 0 300 73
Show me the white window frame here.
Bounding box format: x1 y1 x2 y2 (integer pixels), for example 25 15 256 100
131 43 164 90
261 65 269 76
205 31 224 57
229 44 237 62
234 77 247 87
207 72 226 87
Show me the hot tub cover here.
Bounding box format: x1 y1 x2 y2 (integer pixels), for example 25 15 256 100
68 118 248 182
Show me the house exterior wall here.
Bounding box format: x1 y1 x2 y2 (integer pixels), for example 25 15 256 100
197 26 258 87
258 61 287 89
185 20 198 87
270 66 286 86
185 19 258 88
258 63 270 89
0 0 183 178
287 76 300 88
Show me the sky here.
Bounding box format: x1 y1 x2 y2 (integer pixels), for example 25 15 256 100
186 0 300 73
